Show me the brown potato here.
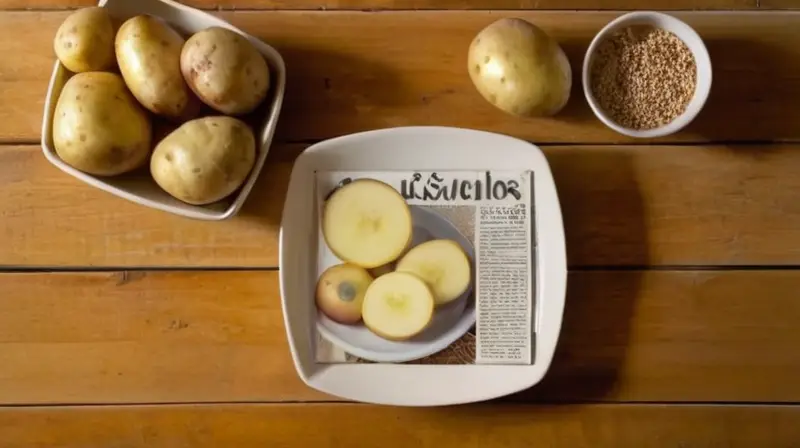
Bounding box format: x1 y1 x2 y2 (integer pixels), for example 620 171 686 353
53 7 116 73
468 18 572 117
180 27 270 115
53 72 152 176
115 15 201 121
150 116 256 205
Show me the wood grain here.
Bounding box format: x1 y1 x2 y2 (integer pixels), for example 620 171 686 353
1 269 799 404
5 144 800 267
2 403 800 447
2 11 800 144
0 0 760 11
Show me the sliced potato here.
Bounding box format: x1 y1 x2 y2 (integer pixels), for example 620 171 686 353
362 271 435 341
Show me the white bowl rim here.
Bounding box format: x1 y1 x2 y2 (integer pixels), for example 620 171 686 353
581 11 713 139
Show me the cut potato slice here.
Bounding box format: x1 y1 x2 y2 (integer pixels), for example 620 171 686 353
316 263 374 325
322 179 413 269
395 239 472 306
362 272 434 341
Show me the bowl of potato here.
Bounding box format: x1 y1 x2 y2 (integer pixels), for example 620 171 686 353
42 0 286 220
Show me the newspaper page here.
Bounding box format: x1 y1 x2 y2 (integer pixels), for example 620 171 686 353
313 170 535 365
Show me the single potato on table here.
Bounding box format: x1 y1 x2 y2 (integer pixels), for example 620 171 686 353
53 72 152 176
181 26 271 115
116 15 201 122
54 7 116 73
468 17 572 117
150 116 256 205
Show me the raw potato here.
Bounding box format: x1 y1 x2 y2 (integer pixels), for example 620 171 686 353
316 263 374 325
53 7 115 73
322 179 413 269
396 239 472 306
150 116 256 205
362 271 435 341
115 15 201 121
181 26 271 115
468 17 572 117
53 72 152 176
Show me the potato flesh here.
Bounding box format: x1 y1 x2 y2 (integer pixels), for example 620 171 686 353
468 17 572 117
322 179 413 269
115 15 200 121
54 7 115 73
181 27 271 115
395 239 472 306
53 72 152 176
362 272 434 341
150 116 256 205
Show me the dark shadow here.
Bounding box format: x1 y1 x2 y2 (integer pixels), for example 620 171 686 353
676 38 797 143
507 147 646 402
262 45 410 142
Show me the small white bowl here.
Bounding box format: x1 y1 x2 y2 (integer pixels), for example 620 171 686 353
41 0 286 220
582 11 712 139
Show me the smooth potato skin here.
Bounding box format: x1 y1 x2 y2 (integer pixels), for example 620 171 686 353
53 7 115 73
53 72 152 176
180 27 270 115
115 15 201 121
468 17 572 117
150 116 256 205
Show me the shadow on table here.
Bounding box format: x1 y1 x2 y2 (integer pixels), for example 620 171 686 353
511 147 647 402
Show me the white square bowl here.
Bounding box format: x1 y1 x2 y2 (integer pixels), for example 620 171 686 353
279 126 568 406
41 0 286 220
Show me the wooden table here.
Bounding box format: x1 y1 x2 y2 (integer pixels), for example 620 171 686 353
1 0 800 446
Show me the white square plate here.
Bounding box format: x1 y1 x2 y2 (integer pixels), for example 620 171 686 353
41 0 286 220
279 126 568 406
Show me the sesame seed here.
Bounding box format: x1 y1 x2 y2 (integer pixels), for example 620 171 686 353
590 25 697 131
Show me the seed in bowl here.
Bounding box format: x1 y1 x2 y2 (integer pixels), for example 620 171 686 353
589 25 697 130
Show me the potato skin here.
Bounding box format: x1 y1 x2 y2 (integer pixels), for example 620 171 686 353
468 17 572 117
115 15 201 121
150 116 256 205
53 72 153 176
180 27 270 115
53 7 115 73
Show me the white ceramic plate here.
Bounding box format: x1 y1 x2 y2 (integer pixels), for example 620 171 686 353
317 205 477 363
279 126 567 406
41 0 286 220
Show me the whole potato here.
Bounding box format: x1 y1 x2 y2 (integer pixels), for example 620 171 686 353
180 27 270 115
150 116 256 205
53 72 152 176
468 18 572 117
53 7 115 73
115 15 201 122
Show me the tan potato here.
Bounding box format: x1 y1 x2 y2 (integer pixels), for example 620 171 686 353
150 116 256 205
53 7 116 73
53 72 152 176
468 17 572 117
115 15 201 121
180 27 270 115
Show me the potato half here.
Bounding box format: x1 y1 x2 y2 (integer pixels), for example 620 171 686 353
150 116 256 205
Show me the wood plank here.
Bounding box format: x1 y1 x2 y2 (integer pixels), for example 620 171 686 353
761 0 800 7
4 144 800 267
1 269 799 404
1 11 798 144
1 403 799 447
0 0 760 11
